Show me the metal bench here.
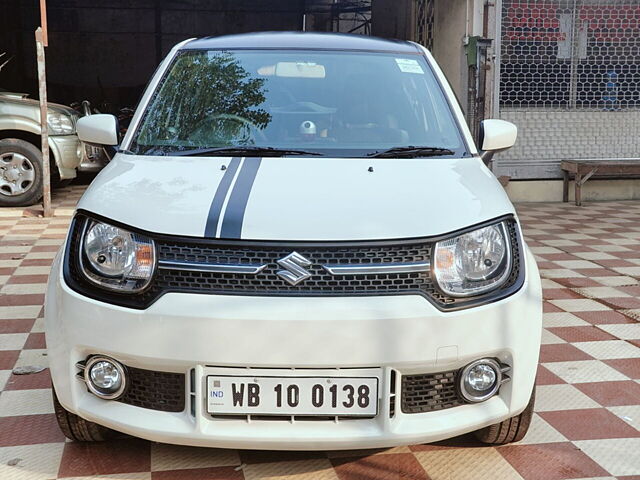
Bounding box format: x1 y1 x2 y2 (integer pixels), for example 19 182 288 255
561 159 640 206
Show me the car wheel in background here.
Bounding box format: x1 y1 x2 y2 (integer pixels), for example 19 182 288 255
474 385 536 445
0 139 43 207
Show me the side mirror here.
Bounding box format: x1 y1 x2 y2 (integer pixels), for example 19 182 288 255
77 114 119 146
479 119 517 165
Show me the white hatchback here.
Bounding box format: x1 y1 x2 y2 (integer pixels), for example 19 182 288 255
45 32 542 450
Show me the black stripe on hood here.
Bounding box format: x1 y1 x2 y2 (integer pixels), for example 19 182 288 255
219 157 262 238
204 157 241 237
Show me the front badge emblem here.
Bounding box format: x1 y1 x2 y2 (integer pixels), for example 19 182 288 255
276 252 312 286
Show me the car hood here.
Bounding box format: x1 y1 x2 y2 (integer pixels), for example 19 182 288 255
0 91 30 99
77 155 515 241
0 92 76 115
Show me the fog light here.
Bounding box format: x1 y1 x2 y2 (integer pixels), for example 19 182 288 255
84 356 126 400
460 358 502 403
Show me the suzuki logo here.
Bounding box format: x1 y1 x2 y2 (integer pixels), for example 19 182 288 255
276 251 312 286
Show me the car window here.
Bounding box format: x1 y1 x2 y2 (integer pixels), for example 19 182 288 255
130 49 466 157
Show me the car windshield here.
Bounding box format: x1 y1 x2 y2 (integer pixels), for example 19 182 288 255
130 49 466 157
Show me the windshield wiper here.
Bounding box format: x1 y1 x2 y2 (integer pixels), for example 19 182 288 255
167 146 324 157
366 146 455 158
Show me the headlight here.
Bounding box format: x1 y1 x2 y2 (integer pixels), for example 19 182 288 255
433 221 512 297
47 112 75 135
79 220 156 292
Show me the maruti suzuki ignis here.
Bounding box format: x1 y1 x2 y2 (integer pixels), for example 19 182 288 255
45 32 542 449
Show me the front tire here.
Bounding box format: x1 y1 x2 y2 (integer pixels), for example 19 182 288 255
0 139 43 207
474 386 536 445
52 386 116 441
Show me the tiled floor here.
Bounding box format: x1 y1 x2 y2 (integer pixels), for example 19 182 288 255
0 188 639 479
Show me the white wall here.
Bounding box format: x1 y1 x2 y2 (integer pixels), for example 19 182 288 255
495 109 640 179
505 179 640 203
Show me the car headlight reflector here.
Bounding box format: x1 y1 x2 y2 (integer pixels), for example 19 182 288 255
434 221 512 297
47 112 75 135
80 220 155 292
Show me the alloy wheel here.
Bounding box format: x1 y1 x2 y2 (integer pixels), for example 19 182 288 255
0 152 36 196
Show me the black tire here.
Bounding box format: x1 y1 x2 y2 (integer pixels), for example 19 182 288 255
52 386 116 441
50 163 73 188
52 177 73 188
0 139 43 207
474 385 536 445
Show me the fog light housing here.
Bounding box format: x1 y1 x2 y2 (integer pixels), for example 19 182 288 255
459 358 503 403
84 356 127 400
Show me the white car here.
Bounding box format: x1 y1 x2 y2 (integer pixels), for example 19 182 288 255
45 32 542 450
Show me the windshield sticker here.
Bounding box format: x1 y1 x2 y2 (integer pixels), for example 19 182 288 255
395 58 424 74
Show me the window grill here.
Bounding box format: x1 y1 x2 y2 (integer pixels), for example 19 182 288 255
495 0 640 179
500 0 640 110
415 0 435 51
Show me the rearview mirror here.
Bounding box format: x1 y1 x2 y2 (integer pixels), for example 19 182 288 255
77 114 118 146
480 119 517 152
479 119 517 165
258 62 326 78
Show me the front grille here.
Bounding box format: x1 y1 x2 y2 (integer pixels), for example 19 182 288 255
118 366 185 413
401 370 463 414
65 212 524 310
154 241 432 296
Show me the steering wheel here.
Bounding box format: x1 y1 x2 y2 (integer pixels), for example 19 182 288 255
189 113 267 144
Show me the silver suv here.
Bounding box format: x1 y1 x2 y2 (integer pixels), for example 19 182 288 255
0 90 82 206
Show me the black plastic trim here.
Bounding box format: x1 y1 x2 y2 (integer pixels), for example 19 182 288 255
184 32 421 54
63 210 526 312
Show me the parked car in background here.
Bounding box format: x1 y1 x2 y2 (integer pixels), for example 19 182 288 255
47 32 542 450
0 89 83 206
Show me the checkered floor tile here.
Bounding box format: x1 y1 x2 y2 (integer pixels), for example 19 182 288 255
1 190 639 479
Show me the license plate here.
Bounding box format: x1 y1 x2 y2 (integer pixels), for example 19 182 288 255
207 376 379 416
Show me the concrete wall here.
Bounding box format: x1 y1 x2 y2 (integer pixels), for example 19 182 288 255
505 179 640 203
494 109 640 179
432 0 469 108
431 0 487 114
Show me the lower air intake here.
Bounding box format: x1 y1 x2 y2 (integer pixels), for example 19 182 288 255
401 370 463 414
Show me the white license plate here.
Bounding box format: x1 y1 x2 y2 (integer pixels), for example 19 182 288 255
207 376 379 416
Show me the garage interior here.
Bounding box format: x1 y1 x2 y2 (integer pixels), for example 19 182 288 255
0 1 424 110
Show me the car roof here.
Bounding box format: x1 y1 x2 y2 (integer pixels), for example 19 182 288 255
184 32 421 54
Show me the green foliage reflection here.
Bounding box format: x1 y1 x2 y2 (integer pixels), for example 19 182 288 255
137 51 271 149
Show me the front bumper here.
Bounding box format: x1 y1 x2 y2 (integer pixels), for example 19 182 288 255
45 247 542 450
49 135 81 179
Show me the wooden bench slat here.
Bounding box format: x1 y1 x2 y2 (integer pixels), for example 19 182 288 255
560 159 640 206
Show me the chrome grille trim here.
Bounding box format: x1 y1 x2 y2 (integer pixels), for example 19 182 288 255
159 259 430 276
322 261 430 275
158 259 267 274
